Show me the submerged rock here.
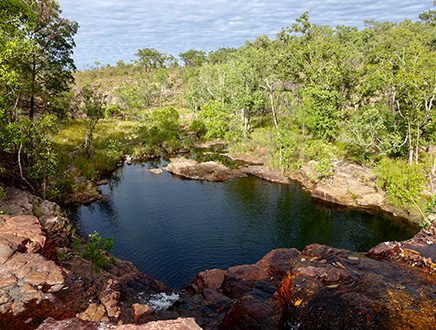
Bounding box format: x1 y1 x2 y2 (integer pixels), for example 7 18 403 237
148 168 163 175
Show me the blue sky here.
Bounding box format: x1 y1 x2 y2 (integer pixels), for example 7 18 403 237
59 0 433 69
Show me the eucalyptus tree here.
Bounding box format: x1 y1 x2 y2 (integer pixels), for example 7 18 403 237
363 20 435 164
0 0 34 122
22 0 78 119
277 13 361 141
78 86 107 159
179 49 207 67
135 48 167 71
207 47 236 64
226 38 272 133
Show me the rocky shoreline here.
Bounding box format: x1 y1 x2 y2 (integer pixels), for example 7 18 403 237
60 139 423 225
164 155 420 224
0 188 434 329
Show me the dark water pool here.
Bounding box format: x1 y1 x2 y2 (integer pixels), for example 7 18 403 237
68 163 418 289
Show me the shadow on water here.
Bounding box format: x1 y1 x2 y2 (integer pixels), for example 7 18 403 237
67 162 419 289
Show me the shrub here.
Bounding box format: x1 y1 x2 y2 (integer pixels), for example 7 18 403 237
81 232 114 274
142 107 181 153
198 101 230 140
189 119 207 138
376 158 427 218
274 129 337 178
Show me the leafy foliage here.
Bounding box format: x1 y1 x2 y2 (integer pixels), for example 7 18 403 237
81 232 114 274
77 86 107 159
376 158 427 217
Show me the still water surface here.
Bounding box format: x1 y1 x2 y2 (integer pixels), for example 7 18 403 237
68 163 417 289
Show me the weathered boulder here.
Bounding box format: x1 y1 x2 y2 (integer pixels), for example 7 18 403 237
0 215 69 329
0 188 35 215
131 303 154 322
0 215 46 259
167 248 300 329
0 188 66 235
165 158 247 182
188 269 226 294
367 223 435 272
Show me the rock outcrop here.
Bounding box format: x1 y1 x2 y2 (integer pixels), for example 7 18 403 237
160 227 435 330
165 157 290 184
162 248 301 329
0 215 71 329
0 189 170 330
165 158 247 182
275 224 435 330
298 161 389 214
227 150 416 221
164 156 406 221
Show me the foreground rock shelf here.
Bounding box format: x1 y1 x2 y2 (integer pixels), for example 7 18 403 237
0 188 434 329
160 227 435 329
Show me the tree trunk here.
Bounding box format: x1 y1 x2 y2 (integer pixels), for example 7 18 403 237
29 56 36 120
29 95 35 120
407 121 413 165
415 120 420 165
270 93 279 130
241 108 250 133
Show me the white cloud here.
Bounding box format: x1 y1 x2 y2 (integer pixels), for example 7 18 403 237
58 0 433 68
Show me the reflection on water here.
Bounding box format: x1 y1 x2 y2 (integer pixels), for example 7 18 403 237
68 163 418 289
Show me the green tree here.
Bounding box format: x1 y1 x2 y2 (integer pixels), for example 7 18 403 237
363 20 436 164
179 49 206 67
0 0 34 122
207 47 236 64
419 1 436 26
135 48 166 71
278 13 361 141
21 0 78 119
78 86 107 159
